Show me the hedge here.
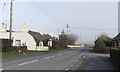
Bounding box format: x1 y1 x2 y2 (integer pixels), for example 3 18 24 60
110 48 120 69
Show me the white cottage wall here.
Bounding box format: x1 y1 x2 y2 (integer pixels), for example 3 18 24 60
0 32 36 51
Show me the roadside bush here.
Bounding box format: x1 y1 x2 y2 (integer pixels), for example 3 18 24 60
2 39 13 52
52 39 59 50
94 39 106 53
94 33 112 53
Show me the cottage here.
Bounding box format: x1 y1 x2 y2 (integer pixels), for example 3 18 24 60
112 33 120 48
0 24 53 51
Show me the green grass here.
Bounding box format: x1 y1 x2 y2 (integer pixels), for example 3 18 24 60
0 52 2 58
1 51 41 59
0 48 69 59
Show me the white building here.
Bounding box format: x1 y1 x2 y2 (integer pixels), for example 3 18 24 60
0 24 53 51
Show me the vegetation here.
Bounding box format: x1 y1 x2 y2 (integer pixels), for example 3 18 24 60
59 30 78 48
1 51 42 58
67 33 78 45
52 38 59 50
94 39 106 52
58 30 68 48
110 48 120 69
51 29 79 50
2 39 13 52
94 33 112 53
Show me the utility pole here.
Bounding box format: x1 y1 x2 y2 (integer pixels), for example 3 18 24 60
79 35 81 44
57 28 59 37
66 24 69 47
9 0 13 40
9 0 13 46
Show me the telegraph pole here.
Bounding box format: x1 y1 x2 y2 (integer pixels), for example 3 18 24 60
57 28 59 37
66 24 69 47
9 0 13 46
9 0 13 41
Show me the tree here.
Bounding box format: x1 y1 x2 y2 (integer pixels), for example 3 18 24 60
58 29 79 48
97 33 112 47
59 29 67 48
94 39 106 52
94 33 112 53
67 34 78 45
52 38 59 50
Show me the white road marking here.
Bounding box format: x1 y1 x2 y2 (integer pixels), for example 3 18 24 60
81 53 86 57
51 56 54 58
65 68 69 71
70 64 73 67
67 52 70 53
82 53 84 55
57 54 62 56
64 52 68 54
71 52 76 54
44 57 51 59
19 60 39 66
0 68 3 71
66 52 69 53
83 55 86 57
76 60 78 62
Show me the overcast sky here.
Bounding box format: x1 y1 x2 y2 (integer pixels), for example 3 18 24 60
0 0 119 44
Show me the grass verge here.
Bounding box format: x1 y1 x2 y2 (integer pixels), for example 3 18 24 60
1 51 42 59
0 48 70 59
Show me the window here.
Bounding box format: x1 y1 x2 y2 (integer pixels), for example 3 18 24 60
39 41 43 46
15 40 21 46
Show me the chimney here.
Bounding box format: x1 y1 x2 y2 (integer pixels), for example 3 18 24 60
0 23 7 32
20 23 29 32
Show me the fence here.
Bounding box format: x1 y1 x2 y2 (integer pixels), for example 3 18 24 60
11 46 27 53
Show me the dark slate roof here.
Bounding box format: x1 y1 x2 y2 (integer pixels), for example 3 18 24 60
113 33 120 41
28 30 44 41
28 30 56 41
43 34 52 40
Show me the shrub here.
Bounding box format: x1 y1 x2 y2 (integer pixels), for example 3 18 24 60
94 39 106 53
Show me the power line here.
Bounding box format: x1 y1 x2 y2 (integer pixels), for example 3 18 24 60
31 3 66 28
71 26 117 31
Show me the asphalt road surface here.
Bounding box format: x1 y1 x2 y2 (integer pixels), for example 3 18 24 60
2 47 116 70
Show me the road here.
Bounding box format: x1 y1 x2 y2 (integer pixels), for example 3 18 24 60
2 47 116 70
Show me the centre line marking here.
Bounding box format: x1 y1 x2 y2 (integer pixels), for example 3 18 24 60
51 56 54 58
19 60 39 66
57 54 62 56
66 52 69 53
64 52 69 54
71 64 73 67
65 68 69 71
44 57 50 59
83 55 86 57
